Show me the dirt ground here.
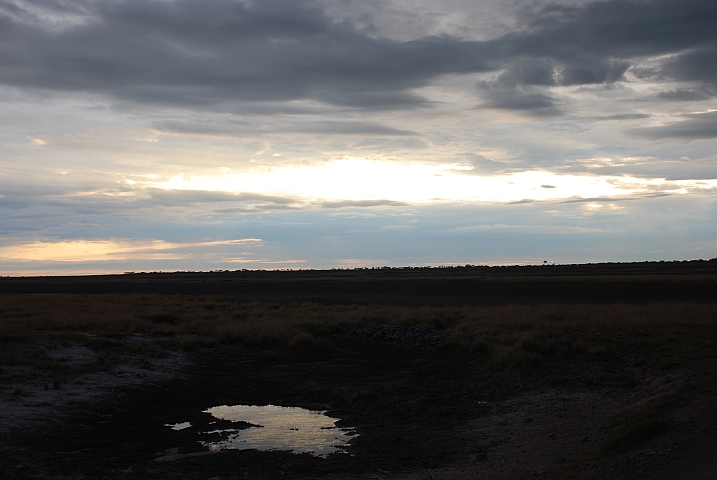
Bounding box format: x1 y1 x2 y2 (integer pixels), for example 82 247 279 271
2 333 716 480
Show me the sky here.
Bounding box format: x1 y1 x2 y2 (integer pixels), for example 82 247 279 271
0 0 716 275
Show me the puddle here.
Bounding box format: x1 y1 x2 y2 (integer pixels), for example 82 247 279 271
192 404 357 457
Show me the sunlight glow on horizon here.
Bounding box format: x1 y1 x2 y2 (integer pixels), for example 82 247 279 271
0 239 262 262
143 158 717 204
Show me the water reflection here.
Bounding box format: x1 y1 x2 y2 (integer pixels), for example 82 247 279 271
199 404 356 457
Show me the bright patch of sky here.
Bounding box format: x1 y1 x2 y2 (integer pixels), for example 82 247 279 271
148 158 716 203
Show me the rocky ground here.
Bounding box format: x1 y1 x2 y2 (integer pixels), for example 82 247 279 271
1 330 716 479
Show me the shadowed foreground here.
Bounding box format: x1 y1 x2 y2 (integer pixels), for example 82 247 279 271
1 264 716 479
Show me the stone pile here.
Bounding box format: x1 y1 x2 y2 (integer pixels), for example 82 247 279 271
338 324 450 350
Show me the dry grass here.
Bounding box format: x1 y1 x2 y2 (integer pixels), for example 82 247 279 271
444 303 717 372
1 294 716 372
2 293 716 459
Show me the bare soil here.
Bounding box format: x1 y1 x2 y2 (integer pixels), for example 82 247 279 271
2 334 716 480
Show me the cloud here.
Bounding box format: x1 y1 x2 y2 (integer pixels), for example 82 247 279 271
349 137 429 150
147 189 320 213
453 153 510 175
224 258 305 264
657 88 714 102
319 199 409 209
450 224 611 235
478 85 562 115
654 47 717 88
291 121 418 136
514 0 716 59
593 113 651 121
483 57 629 90
578 157 717 181
0 0 714 114
0 238 261 262
154 119 418 137
475 60 563 114
380 224 415 231
627 111 717 139
0 0 496 110
26 135 46 145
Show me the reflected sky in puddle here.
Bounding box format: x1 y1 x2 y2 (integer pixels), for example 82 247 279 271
196 404 356 457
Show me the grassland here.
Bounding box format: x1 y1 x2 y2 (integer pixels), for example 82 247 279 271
2 293 716 374
2 287 717 479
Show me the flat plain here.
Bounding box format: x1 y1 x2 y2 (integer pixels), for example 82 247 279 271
1 261 716 479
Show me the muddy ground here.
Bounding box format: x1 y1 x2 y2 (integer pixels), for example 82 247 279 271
2 333 716 480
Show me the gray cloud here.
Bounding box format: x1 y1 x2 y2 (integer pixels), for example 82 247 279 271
577 157 717 181
291 121 418 136
0 0 496 110
513 0 716 59
657 88 715 102
349 137 429 150
0 184 262 235
478 85 562 115
465 0 712 90
154 119 418 137
145 189 299 207
627 111 717 140
597 113 651 121
319 199 409 209
484 57 630 89
0 0 715 114
653 48 717 87
454 153 510 175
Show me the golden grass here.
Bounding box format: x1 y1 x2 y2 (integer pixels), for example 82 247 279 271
1 294 716 372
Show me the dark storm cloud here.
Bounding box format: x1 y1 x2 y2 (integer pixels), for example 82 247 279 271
0 0 716 112
627 111 717 140
477 0 716 109
474 56 626 114
643 48 717 88
512 0 716 60
0 0 497 109
477 85 562 115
